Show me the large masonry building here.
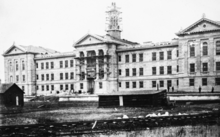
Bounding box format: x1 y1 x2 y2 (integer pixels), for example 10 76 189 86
3 3 220 95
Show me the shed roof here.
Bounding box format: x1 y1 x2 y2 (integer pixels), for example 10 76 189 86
0 83 14 94
98 90 166 96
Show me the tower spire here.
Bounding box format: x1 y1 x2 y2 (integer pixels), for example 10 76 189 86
106 2 122 39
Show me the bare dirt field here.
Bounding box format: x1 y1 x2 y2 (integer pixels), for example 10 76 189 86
1 101 220 126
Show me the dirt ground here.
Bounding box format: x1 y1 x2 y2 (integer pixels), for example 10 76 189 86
0 101 220 126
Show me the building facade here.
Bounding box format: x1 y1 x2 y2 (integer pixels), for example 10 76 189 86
3 3 220 95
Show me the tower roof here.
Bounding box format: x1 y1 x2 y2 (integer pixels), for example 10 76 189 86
106 3 122 39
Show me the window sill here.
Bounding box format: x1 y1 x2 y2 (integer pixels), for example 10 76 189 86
201 71 209 74
189 72 196 74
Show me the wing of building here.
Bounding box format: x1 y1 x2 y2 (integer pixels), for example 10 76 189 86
3 3 220 95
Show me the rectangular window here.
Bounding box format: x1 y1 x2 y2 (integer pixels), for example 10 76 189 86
139 81 143 88
51 62 54 69
167 66 172 74
16 62 18 71
60 85 63 90
46 85 49 91
42 85 44 91
167 51 172 60
189 79 194 86
152 67 156 75
70 72 74 79
216 62 220 71
160 66 164 75
46 62 49 69
132 54 136 62
203 46 208 56
70 60 74 67
46 74 49 80
177 65 179 72
36 63 38 68
118 69 122 75
36 74 39 80
80 83 83 89
36 85 38 90
80 72 85 80
190 46 195 57
152 52 156 61
139 53 143 62
51 74 54 80
126 82 129 88
99 82 102 89
22 61 25 70
119 82 121 87
216 41 220 55
65 84 68 90
23 75 25 82
125 55 129 63
202 78 207 86
60 61 63 68
51 85 54 90
71 84 74 90
159 52 164 60
139 68 143 76
202 63 208 72
16 75 19 82
118 55 121 62
65 60 68 68
167 80 172 88
160 81 164 87
177 79 179 86
152 81 156 88
132 81 136 88
65 73 68 79
41 74 44 81
132 68 136 76
126 69 129 76
60 73 63 80
190 63 195 73
41 63 44 69
177 50 179 57
215 78 220 85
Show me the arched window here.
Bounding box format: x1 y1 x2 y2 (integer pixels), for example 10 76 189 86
10 76 13 82
98 50 104 56
216 41 220 55
203 42 208 56
15 61 18 71
79 52 84 65
10 62 12 72
80 52 84 57
190 43 195 57
22 61 25 70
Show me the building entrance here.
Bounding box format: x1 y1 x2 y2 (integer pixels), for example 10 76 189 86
88 78 95 94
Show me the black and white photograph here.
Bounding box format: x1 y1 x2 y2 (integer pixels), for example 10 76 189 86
0 0 220 136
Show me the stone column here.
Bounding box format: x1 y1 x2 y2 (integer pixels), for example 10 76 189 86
84 51 87 80
104 57 107 80
94 49 98 80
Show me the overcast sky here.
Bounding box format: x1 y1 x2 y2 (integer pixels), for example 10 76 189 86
0 0 220 82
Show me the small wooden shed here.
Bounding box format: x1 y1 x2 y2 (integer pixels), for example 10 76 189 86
0 83 24 107
98 90 167 107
